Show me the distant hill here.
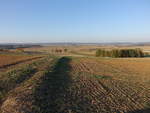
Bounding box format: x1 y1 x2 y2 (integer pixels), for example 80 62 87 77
0 44 41 49
36 42 150 46
0 42 150 48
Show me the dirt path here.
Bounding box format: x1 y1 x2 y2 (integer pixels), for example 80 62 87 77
0 57 51 108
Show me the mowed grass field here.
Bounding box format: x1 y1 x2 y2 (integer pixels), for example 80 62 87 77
0 51 150 113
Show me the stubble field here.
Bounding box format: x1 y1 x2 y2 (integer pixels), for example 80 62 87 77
0 46 150 113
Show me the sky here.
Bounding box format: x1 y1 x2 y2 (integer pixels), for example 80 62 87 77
0 0 150 43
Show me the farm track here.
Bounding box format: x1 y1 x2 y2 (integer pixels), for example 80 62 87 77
0 57 72 113
0 57 52 108
0 57 55 113
0 57 150 113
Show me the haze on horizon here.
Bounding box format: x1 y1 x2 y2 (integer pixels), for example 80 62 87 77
0 0 150 43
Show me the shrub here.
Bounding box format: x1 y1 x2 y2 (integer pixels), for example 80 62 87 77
64 49 68 52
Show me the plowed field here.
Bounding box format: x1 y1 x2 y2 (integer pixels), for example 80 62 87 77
0 56 150 113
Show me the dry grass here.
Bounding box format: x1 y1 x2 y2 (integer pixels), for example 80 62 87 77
0 48 150 113
0 57 54 113
0 54 43 69
70 57 150 112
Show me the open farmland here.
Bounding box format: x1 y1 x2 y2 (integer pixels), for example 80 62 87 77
0 49 149 113
1 0 150 112
24 45 150 57
70 57 150 112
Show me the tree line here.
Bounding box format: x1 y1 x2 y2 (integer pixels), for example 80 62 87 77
51 48 68 53
96 49 144 58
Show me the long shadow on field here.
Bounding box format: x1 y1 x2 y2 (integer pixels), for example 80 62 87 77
33 57 72 113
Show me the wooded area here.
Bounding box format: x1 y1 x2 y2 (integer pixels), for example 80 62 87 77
96 49 144 57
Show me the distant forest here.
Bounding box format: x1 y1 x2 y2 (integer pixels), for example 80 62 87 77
96 49 144 58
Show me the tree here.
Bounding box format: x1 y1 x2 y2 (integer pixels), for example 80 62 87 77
96 48 144 58
16 48 24 52
64 48 68 52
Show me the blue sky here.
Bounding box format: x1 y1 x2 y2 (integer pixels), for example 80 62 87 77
0 0 150 43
